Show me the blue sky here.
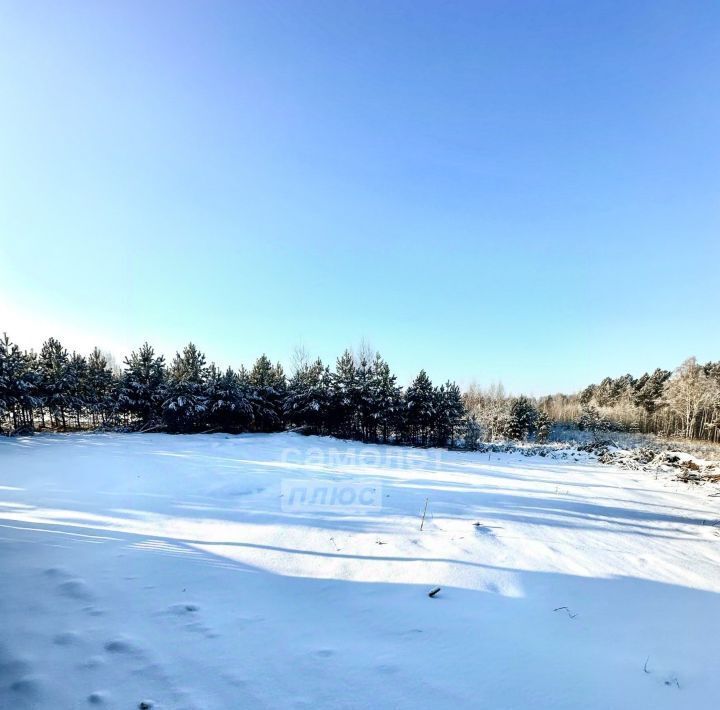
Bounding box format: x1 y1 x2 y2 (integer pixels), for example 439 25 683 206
1 1 718 394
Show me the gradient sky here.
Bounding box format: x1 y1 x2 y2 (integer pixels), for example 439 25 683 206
1 1 718 394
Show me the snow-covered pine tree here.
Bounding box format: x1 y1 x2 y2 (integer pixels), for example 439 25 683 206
205 365 253 432
579 384 596 406
632 368 671 414
0 333 12 429
462 413 481 451
247 355 286 432
0 334 39 432
577 405 611 440
535 410 552 443
330 350 359 438
356 354 376 442
86 348 116 427
433 381 465 447
405 370 435 446
162 343 209 432
39 337 71 429
504 396 538 441
66 352 89 428
284 358 330 433
119 343 166 427
370 354 403 444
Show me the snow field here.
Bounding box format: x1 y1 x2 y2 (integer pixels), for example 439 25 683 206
1 432 719 709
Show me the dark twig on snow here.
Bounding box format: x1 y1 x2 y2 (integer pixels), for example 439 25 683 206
428 587 441 598
643 656 651 673
553 606 578 619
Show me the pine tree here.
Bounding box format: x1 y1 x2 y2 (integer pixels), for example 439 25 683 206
0 334 39 432
433 381 465 447
247 355 286 432
356 355 376 441
535 410 552 443
632 368 671 414
462 413 481 451
504 396 538 441
284 358 330 433
330 350 359 438
405 370 435 446
39 337 70 428
0 335 7 428
119 343 166 427
370 354 402 444
205 365 253 432
577 405 611 440
162 343 208 432
66 352 88 428
86 348 116 427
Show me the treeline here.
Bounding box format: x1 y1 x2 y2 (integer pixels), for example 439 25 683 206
0 334 471 448
540 357 720 442
6 333 714 445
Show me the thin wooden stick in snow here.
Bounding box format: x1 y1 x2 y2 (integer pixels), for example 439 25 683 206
420 498 429 531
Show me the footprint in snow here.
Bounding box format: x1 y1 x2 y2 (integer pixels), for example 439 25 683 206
375 663 399 675
78 655 107 670
184 620 218 638
57 578 94 601
166 602 200 615
0 647 32 683
43 566 70 579
104 637 141 655
10 674 44 698
53 631 81 646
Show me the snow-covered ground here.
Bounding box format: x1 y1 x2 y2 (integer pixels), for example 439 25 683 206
1 433 719 709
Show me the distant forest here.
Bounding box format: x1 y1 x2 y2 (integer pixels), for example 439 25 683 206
1 333 719 445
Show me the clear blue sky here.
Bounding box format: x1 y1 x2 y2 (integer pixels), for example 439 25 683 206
1 1 718 394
